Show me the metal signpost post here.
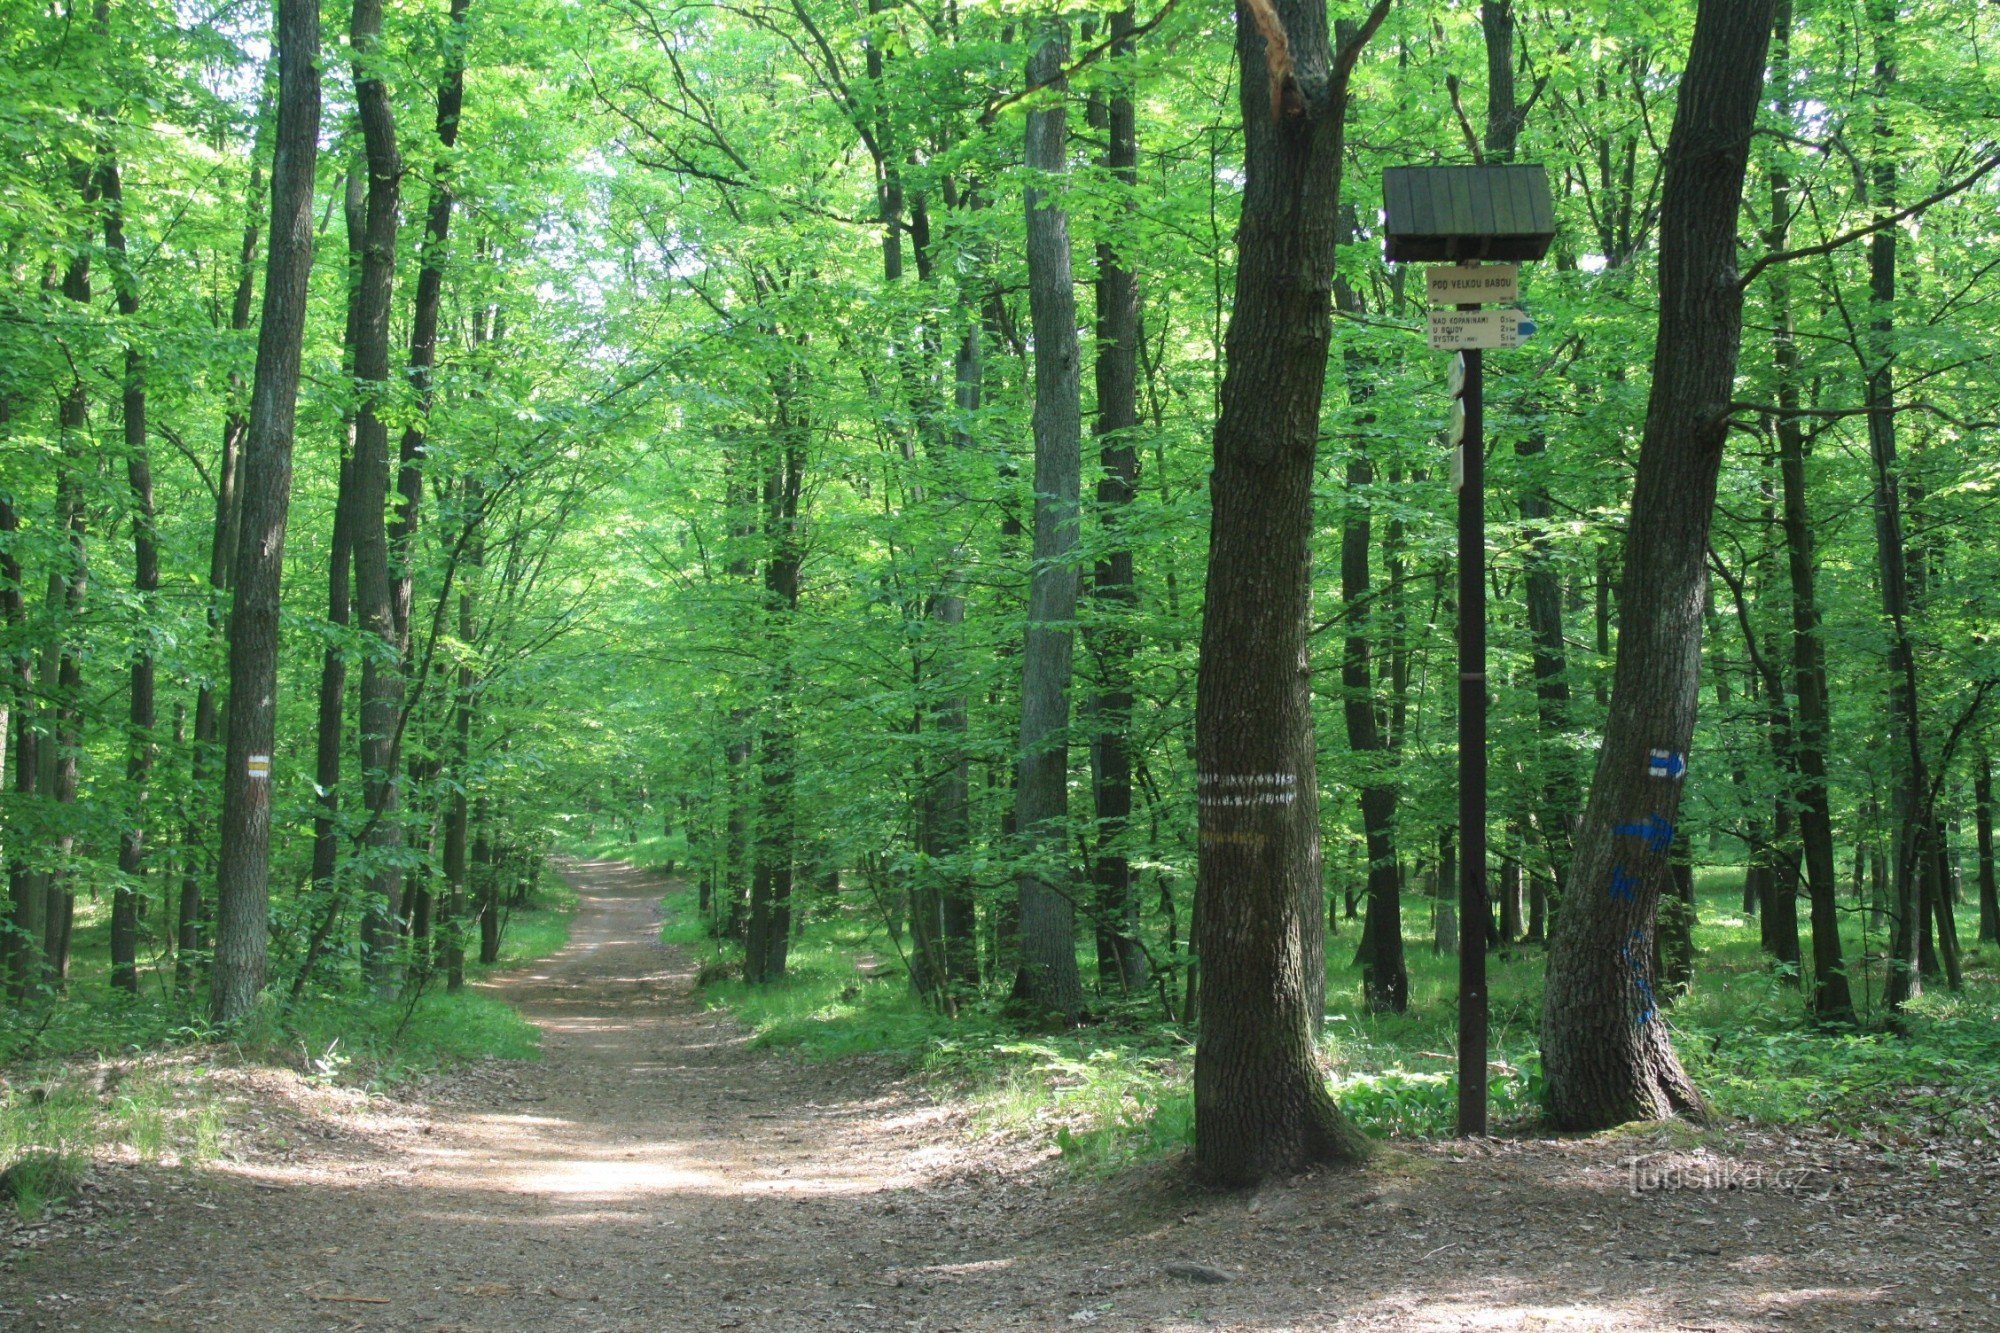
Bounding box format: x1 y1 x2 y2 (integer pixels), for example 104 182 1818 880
1453 295 1488 1140
1382 165 1555 1138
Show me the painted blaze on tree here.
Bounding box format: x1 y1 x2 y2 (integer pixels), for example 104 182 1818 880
1540 0 1777 1131
1190 0 1388 1189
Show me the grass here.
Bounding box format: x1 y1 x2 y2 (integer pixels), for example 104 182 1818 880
0 873 582 1219
0 1066 228 1220
567 820 689 873
656 860 2000 1173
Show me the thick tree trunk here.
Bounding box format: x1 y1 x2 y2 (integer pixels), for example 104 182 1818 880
1010 24 1087 1023
349 0 407 989
1086 7 1148 996
1541 0 1773 1130
210 0 322 1023
103 155 155 996
1190 0 1387 1188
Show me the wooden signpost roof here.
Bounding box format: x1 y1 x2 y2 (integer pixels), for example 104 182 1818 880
1382 165 1556 263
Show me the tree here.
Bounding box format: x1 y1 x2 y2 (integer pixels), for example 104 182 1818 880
211 0 324 1024
1540 0 1775 1131
1086 5 1149 997
349 0 408 989
1010 22 1087 1023
1191 0 1388 1188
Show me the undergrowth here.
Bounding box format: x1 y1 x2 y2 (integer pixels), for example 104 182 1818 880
658 867 2000 1172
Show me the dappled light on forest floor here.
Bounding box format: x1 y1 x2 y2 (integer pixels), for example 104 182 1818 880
4 860 1993 1331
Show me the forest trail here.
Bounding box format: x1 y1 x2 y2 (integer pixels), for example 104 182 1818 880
4 859 1995 1330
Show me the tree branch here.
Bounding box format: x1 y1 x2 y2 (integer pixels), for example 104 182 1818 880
1739 148 2000 290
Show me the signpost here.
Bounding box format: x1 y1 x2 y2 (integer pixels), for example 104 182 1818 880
1426 264 1519 305
1383 163 1556 1140
1427 307 1536 351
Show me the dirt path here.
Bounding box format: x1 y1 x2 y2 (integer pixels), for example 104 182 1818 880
4 859 1997 1330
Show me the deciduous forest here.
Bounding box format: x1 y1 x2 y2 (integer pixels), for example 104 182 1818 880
2 0 1999 1326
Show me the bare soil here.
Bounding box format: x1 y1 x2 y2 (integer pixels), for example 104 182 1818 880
3 859 1997 1330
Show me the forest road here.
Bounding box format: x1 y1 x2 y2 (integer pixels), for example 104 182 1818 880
5 858 1997 1330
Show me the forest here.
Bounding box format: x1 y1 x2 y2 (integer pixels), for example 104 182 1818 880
2 0 1999 1326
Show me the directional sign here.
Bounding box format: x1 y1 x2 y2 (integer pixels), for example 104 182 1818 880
1447 352 1468 399
1451 445 1465 494
1427 263 1519 306
1428 309 1536 351
1448 398 1467 445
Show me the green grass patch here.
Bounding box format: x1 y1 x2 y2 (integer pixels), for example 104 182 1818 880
0 1064 227 1221
566 826 689 872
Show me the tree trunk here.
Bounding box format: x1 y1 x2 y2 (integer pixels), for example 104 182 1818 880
1191 0 1387 1188
1 492 42 997
1541 0 1773 1130
1764 0 1853 1024
46 197 94 986
474 797 498 964
181 113 264 993
1332 205 1405 1014
298 165 366 1000
103 153 155 996
1858 4 1932 1011
349 0 406 990
1010 23 1086 1023
745 388 804 984
1976 755 1997 945
210 0 322 1023
1485 1 1578 895
1086 7 1148 996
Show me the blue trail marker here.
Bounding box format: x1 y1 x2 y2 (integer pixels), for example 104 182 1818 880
1609 866 1638 902
1614 814 1676 855
1647 749 1687 780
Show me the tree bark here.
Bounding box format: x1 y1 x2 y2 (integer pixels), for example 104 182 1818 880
102 153 155 996
745 381 804 984
1190 0 1387 1188
1332 203 1406 1014
1858 2 1932 1010
1541 0 1774 1131
1485 0 1578 897
349 0 407 989
1764 0 1852 1022
1974 755 1997 945
181 106 265 992
210 0 322 1023
1 491 42 998
299 165 366 999
45 185 95 986
1010 23 1087 1023
1086 6 1148 996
